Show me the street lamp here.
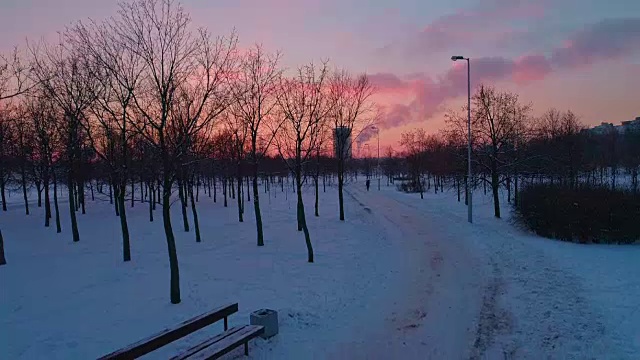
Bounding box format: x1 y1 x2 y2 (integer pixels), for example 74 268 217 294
370 125 381 190
363 143 370 181
451 55 472 224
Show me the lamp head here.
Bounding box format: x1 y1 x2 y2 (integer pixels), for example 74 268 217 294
451 55 464 61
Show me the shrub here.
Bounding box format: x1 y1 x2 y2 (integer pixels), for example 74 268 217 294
396 179 423 193
515 183 640 244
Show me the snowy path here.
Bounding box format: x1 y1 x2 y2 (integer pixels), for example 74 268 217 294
328 185 484 359
340 184 639 359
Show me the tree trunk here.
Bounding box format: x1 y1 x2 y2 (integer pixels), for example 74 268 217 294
114 182 120 217
178 177 190 232
213 175 217 203
252 161 264 246
130 178 135 208
297 182 303 232
296 166 313 263
53 171 61 233
0 229 6 266
491 158 501 218
44 177 52 227
231 177 235 199
189 180 201 243
21 165 29 215
457 176 461 202
109 181 113 204
514 173 519 207
0 176 6 211
74 183 80 212
79 181 86 214
237 170 243 222
67 174 80 242
162 174 180 304
314 175 319 217
36 181 42 207
246 175 250 202
323 174 326 193
118 184 131 262
152 180 157 209
338 159 345 221
149 181 154 222
223 177 228 207
314 151 319 217
195 176 200 202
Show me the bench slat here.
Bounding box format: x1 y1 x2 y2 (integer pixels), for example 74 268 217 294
98 303 238 360
172 325 264 360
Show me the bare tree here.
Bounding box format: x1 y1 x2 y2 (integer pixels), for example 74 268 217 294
276 61 329 263
400 128 427 198
533 109 583 187
29 36 101 242
116 0 237 303
0 106 15 211
312 121 331 217
471 84 531 218
12 105 35 215
27 92 59 229
224 111 249 222
0 47 32 102
70 16 147 261
328 70 375 221
229 44 282 246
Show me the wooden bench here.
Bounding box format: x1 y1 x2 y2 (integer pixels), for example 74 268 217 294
99 303 264 360
170 325 264 360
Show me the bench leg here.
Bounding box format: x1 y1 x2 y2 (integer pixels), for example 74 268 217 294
244 342 248 356
224 317 228 331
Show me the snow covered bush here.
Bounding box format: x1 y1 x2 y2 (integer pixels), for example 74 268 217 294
515 183 640 244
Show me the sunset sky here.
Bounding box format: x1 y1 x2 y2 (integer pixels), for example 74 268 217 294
1 0 639 148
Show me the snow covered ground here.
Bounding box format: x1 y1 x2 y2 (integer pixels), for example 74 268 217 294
1 180 639 359
0 183 411 359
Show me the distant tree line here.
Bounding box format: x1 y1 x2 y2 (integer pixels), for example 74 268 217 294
395 84 640 220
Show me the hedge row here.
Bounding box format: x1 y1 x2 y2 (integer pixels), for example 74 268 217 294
515 183 640 244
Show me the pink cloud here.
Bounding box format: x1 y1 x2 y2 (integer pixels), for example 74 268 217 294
372 17 640 130
551 18 640 67
513 55 553 84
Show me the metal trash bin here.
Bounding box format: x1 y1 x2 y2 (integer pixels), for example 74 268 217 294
250 309 278 339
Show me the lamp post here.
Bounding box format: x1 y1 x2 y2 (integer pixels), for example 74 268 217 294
451 55 472 224
363 143 370 181
370 125 380 190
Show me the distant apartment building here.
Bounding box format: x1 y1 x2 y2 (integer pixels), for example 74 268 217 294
589 116 640 135
620 117 640 132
